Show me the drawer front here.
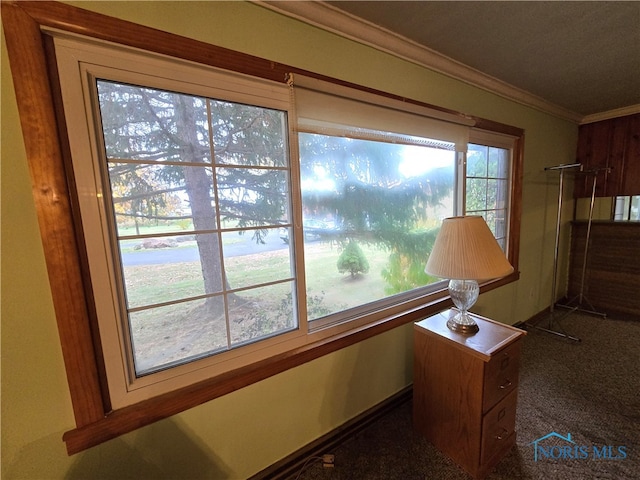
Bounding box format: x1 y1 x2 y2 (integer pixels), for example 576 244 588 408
481 389 517 465
483 340 521 412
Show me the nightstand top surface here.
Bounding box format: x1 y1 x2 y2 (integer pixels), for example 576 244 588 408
415 308 525 361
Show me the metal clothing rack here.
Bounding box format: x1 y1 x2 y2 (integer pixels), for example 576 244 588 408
556 167 610 318
526 163 582 342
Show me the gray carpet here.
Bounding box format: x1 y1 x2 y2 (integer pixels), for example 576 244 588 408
292 313 640 479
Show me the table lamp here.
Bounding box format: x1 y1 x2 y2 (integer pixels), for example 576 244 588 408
425 216 514 334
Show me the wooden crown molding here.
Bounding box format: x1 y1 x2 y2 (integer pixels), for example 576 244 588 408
256 1 585 123
580 104 640 125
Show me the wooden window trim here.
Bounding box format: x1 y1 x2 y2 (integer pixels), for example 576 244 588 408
2 0 523 454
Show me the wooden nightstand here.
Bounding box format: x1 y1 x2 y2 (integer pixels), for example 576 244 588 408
413 309 526 479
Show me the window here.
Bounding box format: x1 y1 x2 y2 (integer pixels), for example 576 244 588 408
4 3 522 453
57 33 519 418
613 196 640 221
289 74 477 329
56 35 517 407
97 81 295 377
298 132 456 324
466 142 512 250
54 36 304 407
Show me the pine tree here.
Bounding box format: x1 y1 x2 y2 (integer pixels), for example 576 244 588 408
337 240 370 278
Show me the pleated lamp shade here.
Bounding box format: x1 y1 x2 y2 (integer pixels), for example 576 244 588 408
425 216 514 281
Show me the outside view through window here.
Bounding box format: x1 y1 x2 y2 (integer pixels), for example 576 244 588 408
97 81 295 375
298 133 455 320
96 80 506 378
466 144 510 250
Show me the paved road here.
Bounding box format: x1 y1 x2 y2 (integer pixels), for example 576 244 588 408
121 230 287 266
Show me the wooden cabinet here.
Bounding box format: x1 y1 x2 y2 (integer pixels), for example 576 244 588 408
413 309 526 479
574 113 640 197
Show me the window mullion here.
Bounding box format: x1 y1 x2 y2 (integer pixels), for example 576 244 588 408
205 99 231 351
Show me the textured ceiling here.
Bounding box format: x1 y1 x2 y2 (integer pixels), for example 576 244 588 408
324 1 640 119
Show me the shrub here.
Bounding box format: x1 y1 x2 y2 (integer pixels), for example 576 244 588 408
337 240 370 277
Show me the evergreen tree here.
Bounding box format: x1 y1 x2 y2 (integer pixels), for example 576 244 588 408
97 81 288 314
337 240 370 278
299 134 453 291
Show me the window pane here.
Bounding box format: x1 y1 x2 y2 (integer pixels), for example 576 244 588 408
228 282 297 346
299 133 456 320
467 144 488 176
121 233 220 309
96 80 294 376
466 143 510 251
489 147 509 178
614 196 640 221
210 101 289 168
484 210 498 235
614 196 629 220
98 81 210 163
486 179 499 210
466 178 488 212
216 167 290 227
632 196 640 221
109 163 214 237
223 228 293 290
130 297 227 375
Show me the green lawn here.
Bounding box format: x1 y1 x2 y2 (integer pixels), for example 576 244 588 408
123 240 395 371
123 241 391 312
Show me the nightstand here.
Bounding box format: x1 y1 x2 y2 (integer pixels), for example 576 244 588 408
413 308 526 479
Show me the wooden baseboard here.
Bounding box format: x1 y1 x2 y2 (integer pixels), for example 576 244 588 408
512 307 551 329
249 385 413 480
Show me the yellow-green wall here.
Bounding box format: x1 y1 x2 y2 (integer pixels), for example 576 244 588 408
1 2 578 478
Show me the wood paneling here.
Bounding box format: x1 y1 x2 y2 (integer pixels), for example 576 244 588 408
622 114 640 196
568 221 640 318
574 113 640 198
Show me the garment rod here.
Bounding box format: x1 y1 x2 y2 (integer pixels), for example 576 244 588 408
545 163 581 171
526 162 582 342
556 167 610 318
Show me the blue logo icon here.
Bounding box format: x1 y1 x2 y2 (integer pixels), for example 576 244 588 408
529 432 627 462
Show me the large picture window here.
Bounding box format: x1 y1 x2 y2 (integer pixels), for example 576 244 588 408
3 2 523 453
56 33 518 413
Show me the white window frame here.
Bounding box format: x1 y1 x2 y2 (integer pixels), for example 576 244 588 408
53 35 308 409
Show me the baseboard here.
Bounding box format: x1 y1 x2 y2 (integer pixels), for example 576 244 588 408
249 385 413 480
512 307 551 329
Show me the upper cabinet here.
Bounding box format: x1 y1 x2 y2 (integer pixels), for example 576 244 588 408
574 113 640 198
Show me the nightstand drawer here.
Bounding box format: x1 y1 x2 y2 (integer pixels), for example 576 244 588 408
480 389 517 466
483 340 521 412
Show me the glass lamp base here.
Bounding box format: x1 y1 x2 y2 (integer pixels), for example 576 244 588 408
447 279 480 335
446 312 480 334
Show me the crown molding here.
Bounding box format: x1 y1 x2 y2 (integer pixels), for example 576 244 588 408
580 104 640 125
256 1 583 123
